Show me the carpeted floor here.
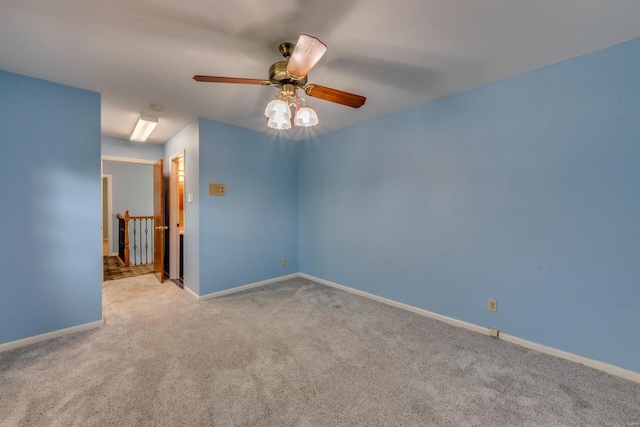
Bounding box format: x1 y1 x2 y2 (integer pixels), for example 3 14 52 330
103 255 154 281
1 275 639 426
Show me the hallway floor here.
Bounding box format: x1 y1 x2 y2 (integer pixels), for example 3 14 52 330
102 256 153 281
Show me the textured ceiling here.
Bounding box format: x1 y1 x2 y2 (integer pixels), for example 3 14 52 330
1 0 639 142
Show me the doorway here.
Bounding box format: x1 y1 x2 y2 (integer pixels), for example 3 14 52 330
101 157 161 282
169 151 185 287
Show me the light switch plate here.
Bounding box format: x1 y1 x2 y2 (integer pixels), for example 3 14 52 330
187 193 194 203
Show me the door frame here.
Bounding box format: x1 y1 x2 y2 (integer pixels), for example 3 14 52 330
101 156 157 258
153 158 165 283
101 174 113 256
169 150 185 280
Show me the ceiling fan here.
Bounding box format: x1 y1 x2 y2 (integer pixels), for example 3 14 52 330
193 35 366 129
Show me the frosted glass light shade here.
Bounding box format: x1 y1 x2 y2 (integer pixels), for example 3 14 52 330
268 114 292 129
286 35 328 80
295 106 319 127
265 99 292 129
264 99 291 119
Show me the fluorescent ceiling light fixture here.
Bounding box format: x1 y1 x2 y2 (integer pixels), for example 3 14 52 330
130 114 158 142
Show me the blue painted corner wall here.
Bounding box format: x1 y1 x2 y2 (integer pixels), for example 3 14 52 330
162 119 298 297
0 69 102 344
299 38 640 373
198 118 299 295
164 121 201 295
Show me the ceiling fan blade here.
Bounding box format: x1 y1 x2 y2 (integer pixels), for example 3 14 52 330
286 35 327 80
193 76 270 85
304 85 366 108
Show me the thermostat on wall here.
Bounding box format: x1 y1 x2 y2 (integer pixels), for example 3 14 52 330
209 183 226 196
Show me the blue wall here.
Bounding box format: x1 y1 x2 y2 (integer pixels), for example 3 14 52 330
102 136 164 161
102 161 154 259
198 118 299 295
164 121 200 295
0 70 102 344
2 37 637 376
299 39 640 373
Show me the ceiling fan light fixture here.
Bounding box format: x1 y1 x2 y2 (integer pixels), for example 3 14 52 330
264 99 291 119
266 98 293 129
286 35 327 80
268 114 292 130
295 106 319 127
194 34 365 132
130 114 158 142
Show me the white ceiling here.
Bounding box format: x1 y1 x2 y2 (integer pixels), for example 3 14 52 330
1 0 639 143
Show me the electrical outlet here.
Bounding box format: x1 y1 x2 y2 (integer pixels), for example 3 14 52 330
488 328 499 338
281 258 287 266
488 299 497 313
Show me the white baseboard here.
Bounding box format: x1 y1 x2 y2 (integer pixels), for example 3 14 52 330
298 273 640 384
498 333 640 383
196 273 300 301
0 319 104 353
299 273 488 335
183 285 199 300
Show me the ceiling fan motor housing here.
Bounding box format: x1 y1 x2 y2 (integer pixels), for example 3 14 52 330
269 60 307 87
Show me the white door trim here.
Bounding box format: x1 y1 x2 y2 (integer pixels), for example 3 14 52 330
101 155 156 165
102 174 113 257
169 150 185 280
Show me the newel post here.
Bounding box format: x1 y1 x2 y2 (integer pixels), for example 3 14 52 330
123 210 130 266
117 210 131 267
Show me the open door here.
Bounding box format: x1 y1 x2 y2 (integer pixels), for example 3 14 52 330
153 158 166 282
169 151 185 287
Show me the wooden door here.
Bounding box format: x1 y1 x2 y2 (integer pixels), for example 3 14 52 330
153 158 166 282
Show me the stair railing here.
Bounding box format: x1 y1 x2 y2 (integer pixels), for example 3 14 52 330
116 210 155 266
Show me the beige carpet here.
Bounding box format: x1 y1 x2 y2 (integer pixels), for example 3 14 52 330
1 274 639 426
